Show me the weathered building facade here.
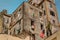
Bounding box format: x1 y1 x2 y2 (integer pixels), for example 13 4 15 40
1 10 11 34
0 0 60 40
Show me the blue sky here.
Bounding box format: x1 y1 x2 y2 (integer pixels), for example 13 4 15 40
0 0 60 21
55 0 60 21
0 0 27 14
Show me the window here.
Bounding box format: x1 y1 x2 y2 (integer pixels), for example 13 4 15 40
42 29 45 34
46 28 52 37
33 3 35 6
44 10 46 15
31 20 34 26
50 11 55 16
17 29 20 34
14 14 17 18
4 18 9 23
39 12 42 17
19 8 21 11
31 20 35 31
37 3 40 7
53 20 55 23
41 5 43 8
49 3 52 8
40 24 43 30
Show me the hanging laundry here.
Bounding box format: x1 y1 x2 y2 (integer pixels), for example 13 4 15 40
40 31 44 38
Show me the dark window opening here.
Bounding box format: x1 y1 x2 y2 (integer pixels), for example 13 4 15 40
50 11 55 16
31 20 34 26
17 29 20 34
41 24 43 30
46 29 52 37
14 28 15 34
39 12 42 17
44 10 46 15
31 20 35 40
53 20 55 23
19 8 21 11
33 3 35 6
31 20 34 31
41 5 43 8
46 23 52 37
37 3 40 7
30 7 33 10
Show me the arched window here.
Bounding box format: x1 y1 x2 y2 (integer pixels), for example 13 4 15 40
50 11 55 16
